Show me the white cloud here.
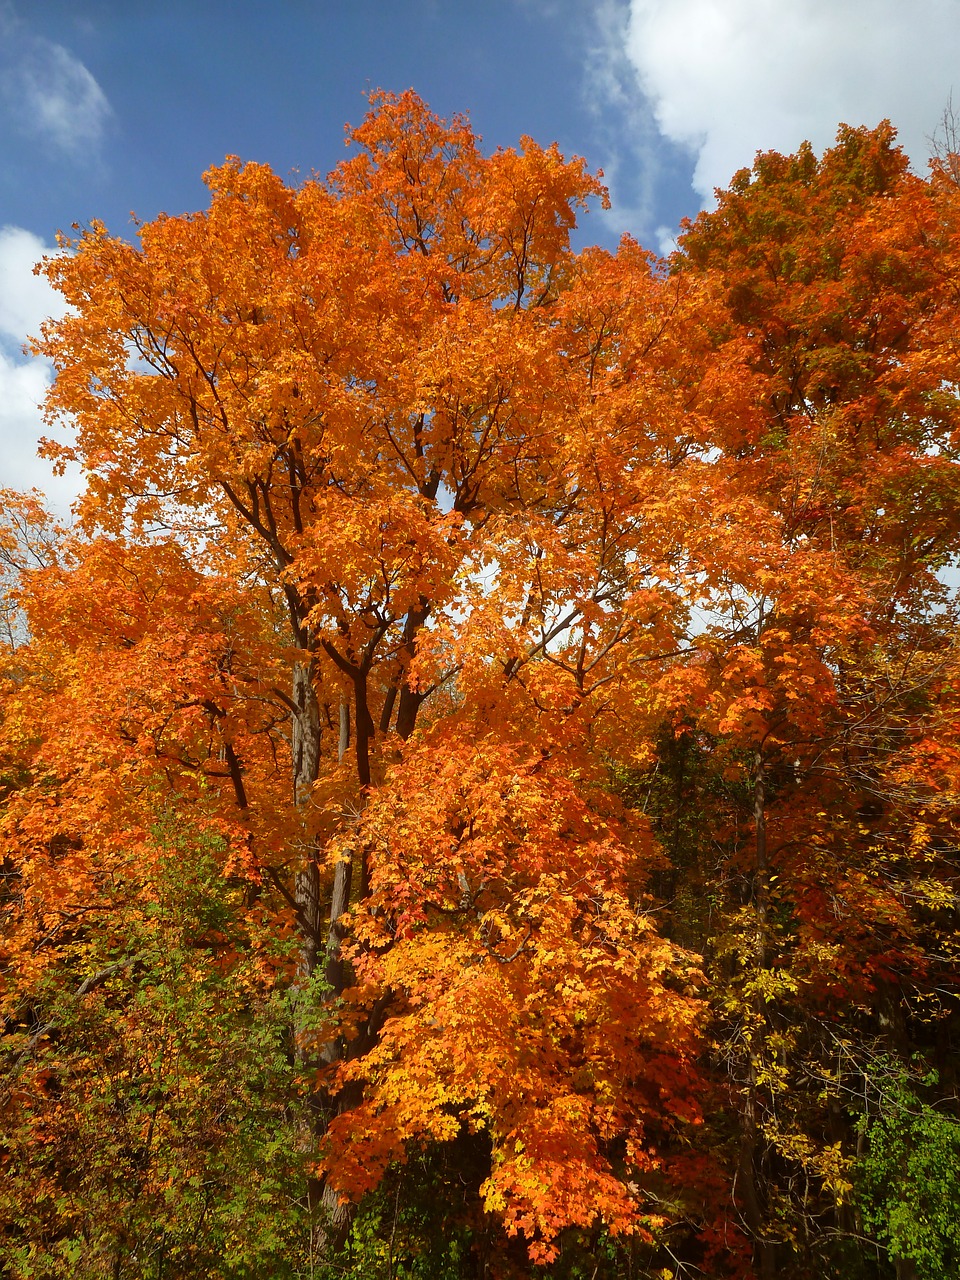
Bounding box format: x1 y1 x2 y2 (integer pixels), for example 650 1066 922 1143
620 0 960 202
0 226 67 345
0 11 110 157
580 1 677 240
0 227 79 511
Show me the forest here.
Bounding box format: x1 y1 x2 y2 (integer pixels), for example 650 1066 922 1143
2 90 960 1279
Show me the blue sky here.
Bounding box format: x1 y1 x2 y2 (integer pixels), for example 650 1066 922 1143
3 0 960 508
0 1 698 258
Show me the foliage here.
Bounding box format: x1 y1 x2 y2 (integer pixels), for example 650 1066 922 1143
857 1063 960 1280
1 94 959 1279
0 827 318 1278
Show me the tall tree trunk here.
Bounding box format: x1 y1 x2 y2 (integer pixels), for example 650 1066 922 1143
288 655 334 1233
292 659 323 977
289 662 366 1251
319 676 370 1252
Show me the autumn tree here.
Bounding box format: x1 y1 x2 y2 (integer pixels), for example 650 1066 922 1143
2 92 743 1273
632 122 960 1277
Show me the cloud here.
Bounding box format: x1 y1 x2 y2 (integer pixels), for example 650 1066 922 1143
579 0 692 243
0 226 67 345
619 0 960 202
0 227 79 510
0 11 110 156
582 3 656 224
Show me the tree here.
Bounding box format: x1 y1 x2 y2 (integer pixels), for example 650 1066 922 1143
646 122 960 1277
0 826 311 1279
8 92 737 1270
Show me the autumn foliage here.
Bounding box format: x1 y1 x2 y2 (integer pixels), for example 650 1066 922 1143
2 93 960 1279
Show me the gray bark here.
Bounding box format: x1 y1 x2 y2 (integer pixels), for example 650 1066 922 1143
292 660 323 978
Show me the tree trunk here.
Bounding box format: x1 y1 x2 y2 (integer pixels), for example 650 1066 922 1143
395 600 429 740
292 660 323 977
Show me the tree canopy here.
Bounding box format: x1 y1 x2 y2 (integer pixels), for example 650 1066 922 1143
3 92 960 1279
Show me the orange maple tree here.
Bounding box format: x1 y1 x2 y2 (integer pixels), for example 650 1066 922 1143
645 123 960 1277
3 92 748 1270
